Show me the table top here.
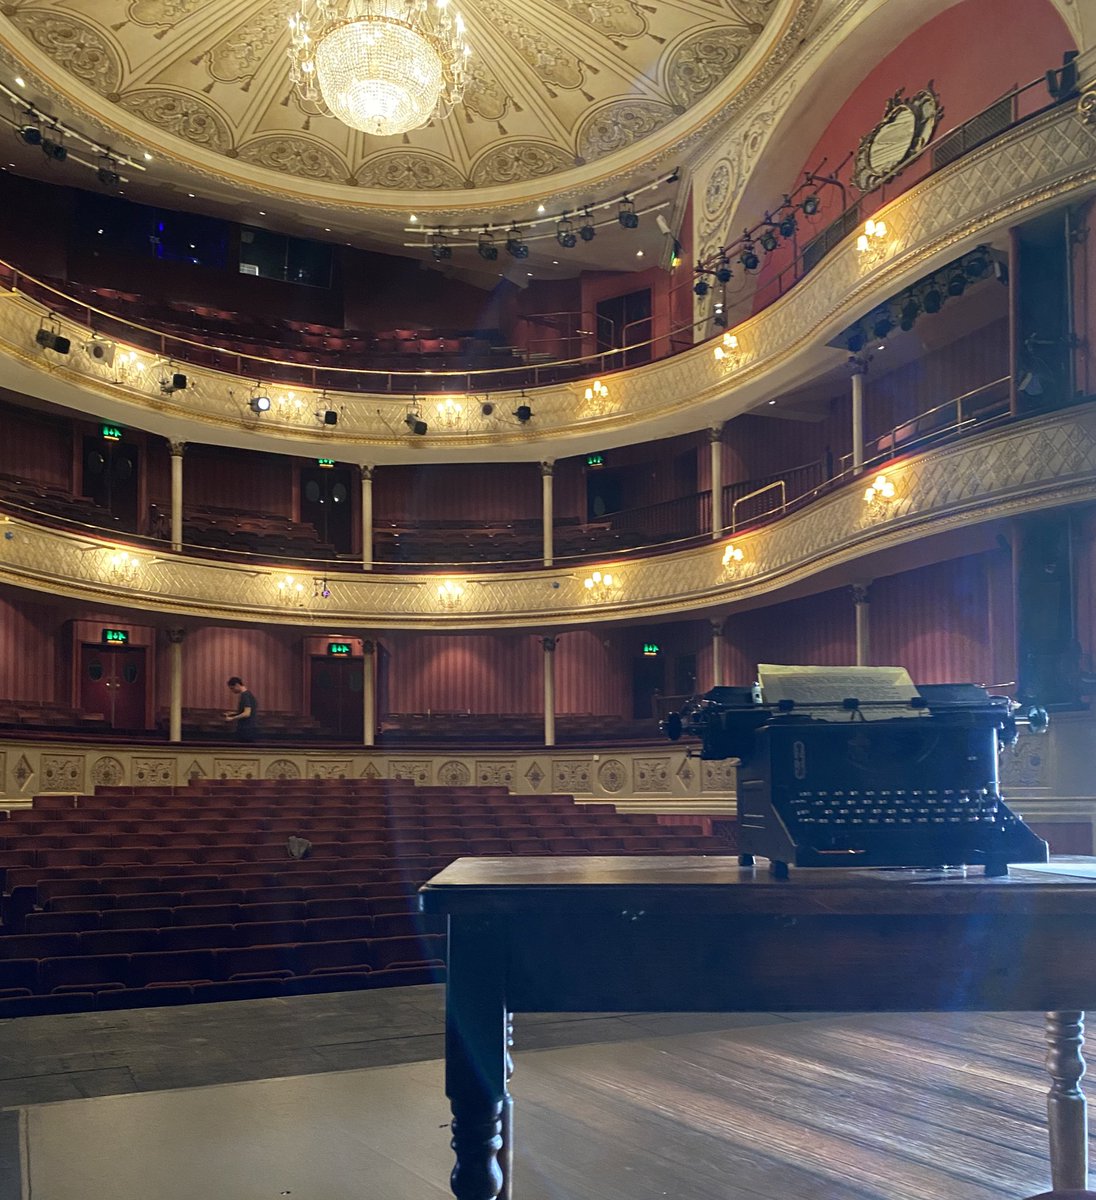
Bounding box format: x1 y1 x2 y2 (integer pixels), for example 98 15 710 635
419 855 1096 918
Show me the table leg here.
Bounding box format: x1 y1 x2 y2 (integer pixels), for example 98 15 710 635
501 1015 514 1200
446 918 509 1200
1045 1010 1088 1192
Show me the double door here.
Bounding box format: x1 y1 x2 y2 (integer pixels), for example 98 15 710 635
80 644 147 730
310 655 364 739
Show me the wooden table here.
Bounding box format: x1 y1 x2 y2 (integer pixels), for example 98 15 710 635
419 855 1096 1200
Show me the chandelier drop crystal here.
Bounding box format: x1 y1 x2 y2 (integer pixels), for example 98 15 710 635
288 0 470 138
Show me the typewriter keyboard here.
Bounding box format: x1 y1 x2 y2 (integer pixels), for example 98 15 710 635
787 788 1004 829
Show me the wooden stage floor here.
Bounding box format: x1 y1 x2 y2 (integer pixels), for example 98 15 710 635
0 989 1076 1199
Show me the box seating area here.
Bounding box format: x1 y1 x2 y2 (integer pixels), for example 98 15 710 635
148 502 335 559
0 471 115 528
0 699 109 734
0 778 736 1016
154 708 326 740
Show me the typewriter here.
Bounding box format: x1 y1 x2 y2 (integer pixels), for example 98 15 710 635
663 666 1049 877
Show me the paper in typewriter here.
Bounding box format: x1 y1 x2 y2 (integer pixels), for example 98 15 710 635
757 664 919 718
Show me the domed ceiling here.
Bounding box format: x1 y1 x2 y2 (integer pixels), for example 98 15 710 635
0 0 809 220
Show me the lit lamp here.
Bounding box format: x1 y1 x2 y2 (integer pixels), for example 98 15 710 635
276 574 306 606
287 0 471 138
436 397 464 428
857 218 888 268
862 473 897 521
721 543 744 568
437 579 465 608
583 569 618 599
107 550 139 585
584 379 609 403
713 332 740 366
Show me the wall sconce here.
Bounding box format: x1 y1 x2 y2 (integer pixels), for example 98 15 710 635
857 218 889 268
113 348 145 385
276 574 305 606
713 332 741 367
107 550 139 585
584 379 609 403
583 569 619 599
721 543 745 569
436 397 464 429
862 473 897 521
437 580 465 609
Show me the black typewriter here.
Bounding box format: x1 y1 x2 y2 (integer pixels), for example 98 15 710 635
663 676 1049 877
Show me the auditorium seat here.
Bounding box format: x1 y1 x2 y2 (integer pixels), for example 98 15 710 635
40 954 129 994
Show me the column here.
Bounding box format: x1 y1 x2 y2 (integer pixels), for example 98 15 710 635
852 584 871 666
167 627 185 744
362 639 376 747
542 636 557 748
169 440 186 552
709 425 724 538
360 465 374 571
710 619 724 687
541 461 554 568
849 356 868 476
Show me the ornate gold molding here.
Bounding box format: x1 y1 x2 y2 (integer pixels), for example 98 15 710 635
2 405 1094 628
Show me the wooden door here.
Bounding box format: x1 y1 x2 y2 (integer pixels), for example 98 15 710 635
80 645 147 730
310 655 364 739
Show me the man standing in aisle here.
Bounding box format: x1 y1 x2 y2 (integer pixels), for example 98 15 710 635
225 676 258 742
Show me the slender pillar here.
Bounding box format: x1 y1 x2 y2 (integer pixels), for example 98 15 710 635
852 584 871 667
360 465 374 571
362 639 376 747
169 440 186 552
541 461 554 567
849 356 868 475
167 627 185 744
709 425 724 539
1045 1011 1088 1192
542 636 557 748
710 619 725 687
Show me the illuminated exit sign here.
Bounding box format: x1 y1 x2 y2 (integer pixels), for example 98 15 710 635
102 628 129 645
317 459 335 468
101 424 123 442
642 642 660 657
327 642 352 656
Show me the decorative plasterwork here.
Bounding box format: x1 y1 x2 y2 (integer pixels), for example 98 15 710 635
0 103 1092 463
0 0 798 211
3 402 1095 629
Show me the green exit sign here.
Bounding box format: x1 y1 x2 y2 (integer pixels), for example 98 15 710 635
327 642 352 656
102 628 129 645
101 424 123 442
642 642 660 657
317 458 335 468
586 453 605 469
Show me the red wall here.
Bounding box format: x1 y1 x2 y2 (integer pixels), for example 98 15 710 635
376 463 542 524
167 625 301 713
0 398 73 489
0 592 60 702
723 588 857 686
183 445 295 517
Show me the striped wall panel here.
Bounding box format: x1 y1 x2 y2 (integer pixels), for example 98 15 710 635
723 588 857 687
0 593 59 702
173 625 301 712
183 446 295 517
0 404 72 489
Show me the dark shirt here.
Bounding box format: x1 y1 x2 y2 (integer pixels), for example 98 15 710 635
236 690 258 740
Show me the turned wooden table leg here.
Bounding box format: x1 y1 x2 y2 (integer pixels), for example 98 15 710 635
446 918 509 1200
500 1015 514 1200
1045 1010 1089 1192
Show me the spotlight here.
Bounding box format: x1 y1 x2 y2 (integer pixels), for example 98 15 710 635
778 210 797 239
430 230 451 262
41 138 67 162
713 310 728 328
871 310 894 339
964 251 990 279
480 401 494 416
618 196 639 230
514 404 532 423
160 372 187 394
801 194 820 216
505 225 529 258
846 327 866 354
946 269 966 297
17 123 41 146
322 409 338 426
578 210 596 242
715 256 732 284
477 228 498 261
739 241 759 272
96 164 120 186
556 215 576 248
404 412 428 435
35 327 70 354
921 282 943 314
249 394 271 413
759 227 778 253
666 169 680 183
693 277 709 297
899 298 920 331
84 338 115 366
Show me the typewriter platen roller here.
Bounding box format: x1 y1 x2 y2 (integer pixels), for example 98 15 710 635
664 669 1049 877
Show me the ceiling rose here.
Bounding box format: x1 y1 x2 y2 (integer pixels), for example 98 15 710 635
288 0 470 138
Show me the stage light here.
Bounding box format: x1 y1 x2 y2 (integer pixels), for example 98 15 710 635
84 338 115 366
404 412 428 435
618 196 639 229
514 404 532 423
759 227 778 253
96 164 120 186
693 277 709 297
556 216 576 248
35 327 70 354
430 230 451 262
480 401 494 416
921 282 943 313
322 409 338 426
715 256 732 284
778 211 797 239
802 194 820 216
871 310 894 339
739 241 759 272
946 269 966 297
160 372 187 394
249 394 271 413
477 228 498 261
579 210 596 242
505 225 529 258
846 327 866 354
41 138 66 162
17 124 41 146
899 298 920 331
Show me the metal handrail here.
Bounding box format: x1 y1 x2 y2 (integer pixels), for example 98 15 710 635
730 480 786 532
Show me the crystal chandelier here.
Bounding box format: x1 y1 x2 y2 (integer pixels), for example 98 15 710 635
288 0 471 138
